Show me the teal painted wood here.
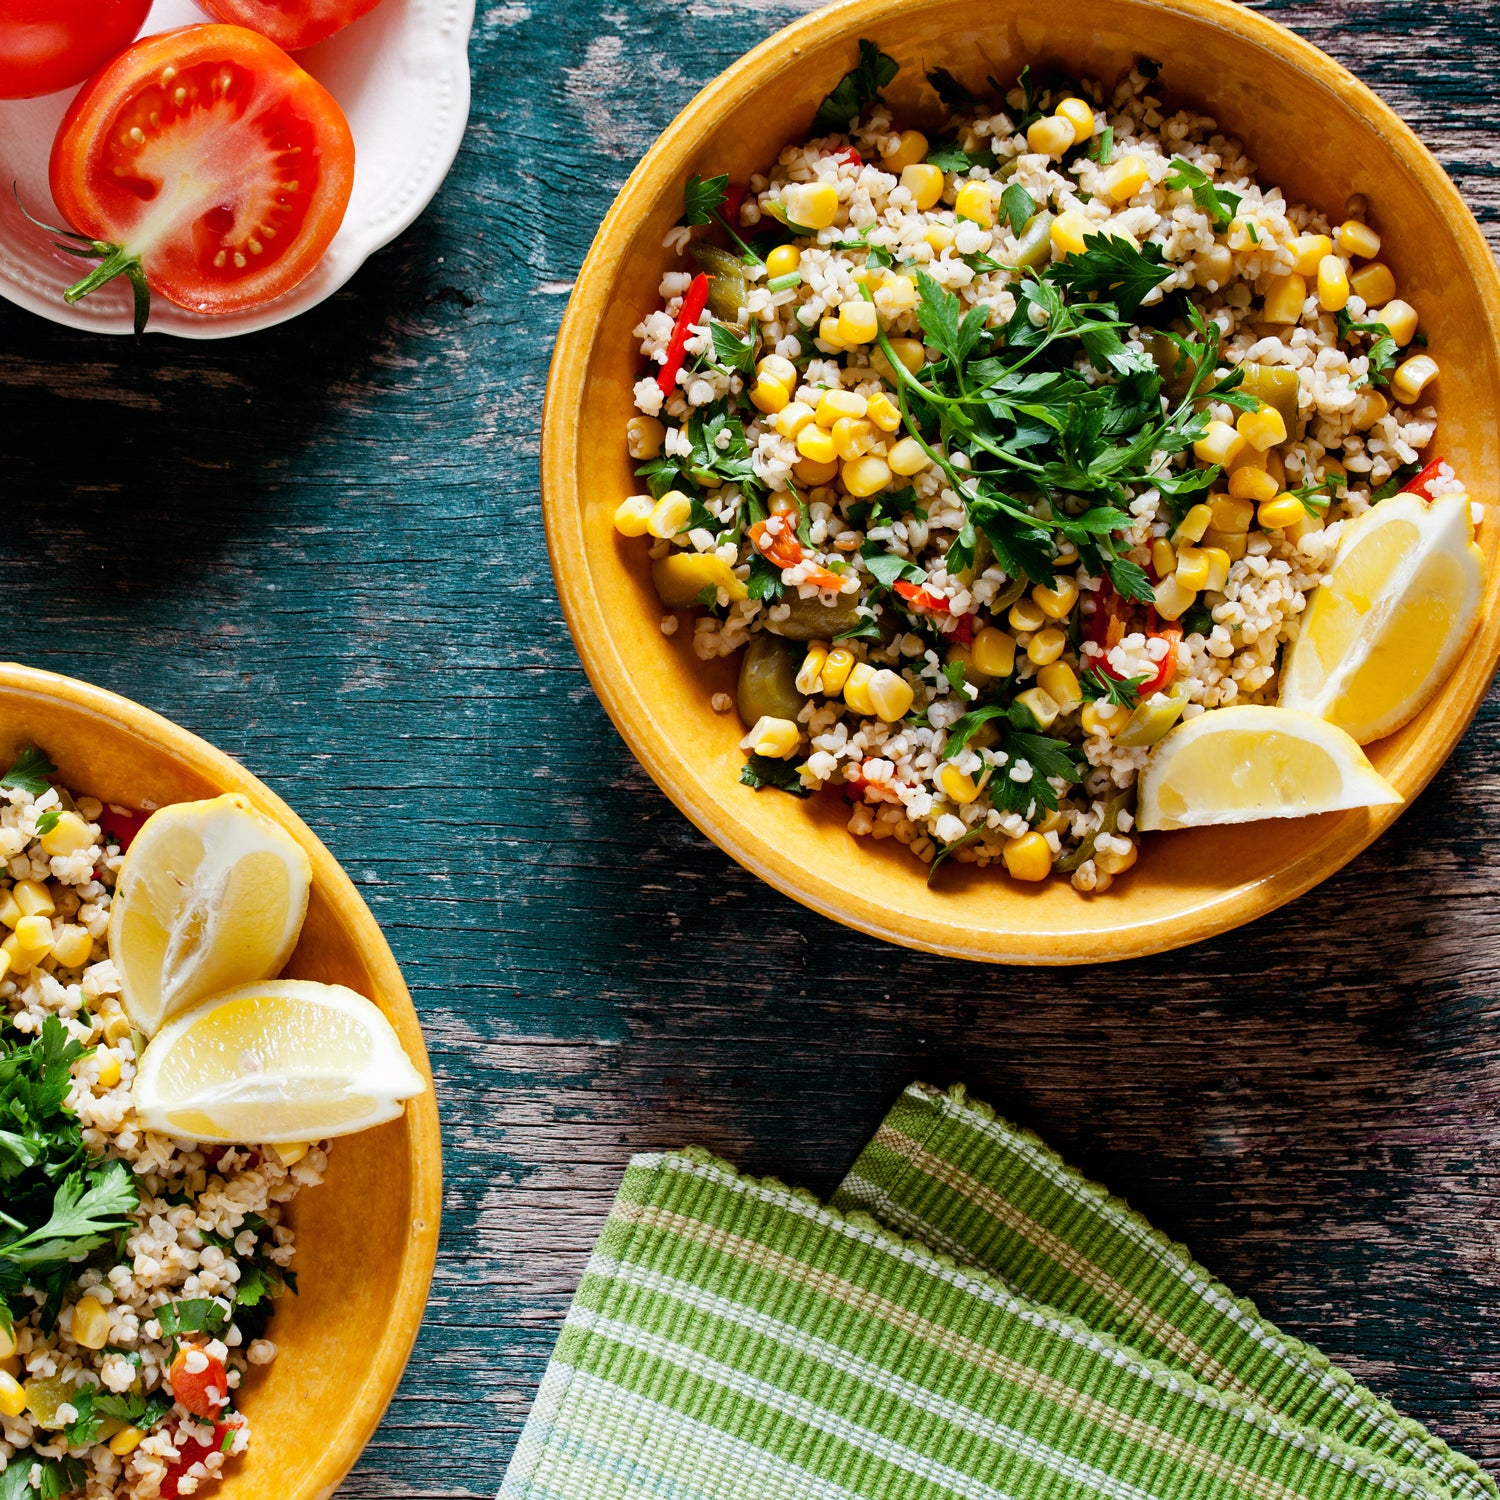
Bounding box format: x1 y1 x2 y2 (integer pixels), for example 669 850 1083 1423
0 2 1498 1496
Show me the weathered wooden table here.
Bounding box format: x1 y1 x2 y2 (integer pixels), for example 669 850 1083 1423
2 0 1498 1492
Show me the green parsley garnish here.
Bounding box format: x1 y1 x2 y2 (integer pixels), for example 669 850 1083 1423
812 38 900 135
1 746 57 796
1082 667 1145 709
1164 157 1242 230
739 754 811 797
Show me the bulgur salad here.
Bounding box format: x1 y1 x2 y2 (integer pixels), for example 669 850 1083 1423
0 750 424 1500
617 45 1483 890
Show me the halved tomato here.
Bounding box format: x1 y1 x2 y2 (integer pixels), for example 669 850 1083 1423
46 24 355 330
0 0 153 99
200 0 385 52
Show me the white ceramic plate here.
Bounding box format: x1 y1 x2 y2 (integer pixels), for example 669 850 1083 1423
0 0 473 337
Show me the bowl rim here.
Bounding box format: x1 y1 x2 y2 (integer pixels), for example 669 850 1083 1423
0 660 443 1492
542 0 1500 965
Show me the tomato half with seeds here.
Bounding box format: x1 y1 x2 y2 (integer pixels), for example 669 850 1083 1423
200 0 385 52
46 24 355 330
0 0 153 99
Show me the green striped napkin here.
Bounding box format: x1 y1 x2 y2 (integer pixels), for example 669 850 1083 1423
499 1082 1489 1500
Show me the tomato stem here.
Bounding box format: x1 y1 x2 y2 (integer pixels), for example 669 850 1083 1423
62 247 150 336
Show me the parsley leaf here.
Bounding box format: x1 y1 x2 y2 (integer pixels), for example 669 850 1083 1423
1000 184 1035 236
2 1159 138 1268
926 67 976 107
1044 233 1172 314
1336 308 1398 383
915 270 989 369
709 321 756 376
740 754 811 797
1082 667 1144 709
747 555 784 601
1 1457 86 1500
927 827 984 885
1164 157 1241 229
681 173 729 228
861 548 924 590
926 142 997 173
812 38 900 135
1 746 57 796
33 809 60 837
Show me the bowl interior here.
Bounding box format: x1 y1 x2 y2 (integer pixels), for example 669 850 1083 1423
544 0 1500 964
0 667 441 1498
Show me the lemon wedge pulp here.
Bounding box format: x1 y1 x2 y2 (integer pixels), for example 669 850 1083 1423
1136 705 1401 831
132 979 426 1144
109 793 312 1037
1279 492 1483 744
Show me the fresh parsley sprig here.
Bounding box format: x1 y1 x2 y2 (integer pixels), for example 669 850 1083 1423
1 746 57 796
1164 157 1242 230
1082 667 1145 709
812 39 900 135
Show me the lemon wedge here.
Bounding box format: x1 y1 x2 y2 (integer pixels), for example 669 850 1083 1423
109 794 312 1037
132 979 425 1144
1136 705 1401 831
1279 492 1483 744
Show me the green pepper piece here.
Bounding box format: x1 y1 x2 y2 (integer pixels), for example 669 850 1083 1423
1114 685 1190 748
1237 363 1300 434
736 634 807 727
691 243 747 320
1054 787 1135 873
1010 211 1055 270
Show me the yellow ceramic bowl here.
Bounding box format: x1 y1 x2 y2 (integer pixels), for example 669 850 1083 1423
543 0 1500 965
0 663 442 1497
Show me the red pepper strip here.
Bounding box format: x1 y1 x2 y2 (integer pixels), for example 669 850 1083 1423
833 147 862 166
1085 581 1129 678
949 613 974 646
749 519 844 591
1139 626 1183 696
95 803 142 853
894 579 950 613
721 182 745 229
656 272 711 397
162 1422 243 1499
1402 455 1447 499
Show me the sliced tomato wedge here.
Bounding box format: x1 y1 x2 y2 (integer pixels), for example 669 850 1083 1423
0 0 152 99
200 0 384 52
46 24 355 330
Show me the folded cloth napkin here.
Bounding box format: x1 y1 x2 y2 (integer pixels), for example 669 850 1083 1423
499 1083 1491 1500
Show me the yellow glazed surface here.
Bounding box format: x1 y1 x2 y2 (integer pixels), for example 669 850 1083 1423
0 662 442 1498
542 0 1500 964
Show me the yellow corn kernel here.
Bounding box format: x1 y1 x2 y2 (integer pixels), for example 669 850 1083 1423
1095 839 1138 876
1227 217 1261 252
793 456 840 487
1037 662 1082 714
1316 254 1349 312
1152 573 1197 621
831 417 878 462
1 934 41 976
646 490 693 540
815 389 866 426
937 763 980 805
1173 547 1211 591
0 892 19 929
1351 388 1389 431
0 1371 24 1418
765 243 801 280
868 669 915 723
756 352 797 388
109 1427 146 1458
1337 219 1381 259
1210 494 1255 534
1392 354 1439 405
14 880 54 919
1288 233 1333 276
15 914 52 953
774 401 815 439
272 1140 310 1167
1200 546 1231 592
71 1296 111 1351
1149 538 1176 579
1054 96 1096 142
1100 153 1149 204
1258 494 1308 530
922 222 954 253
103 1011 133 1046
1014 686 1060 731
971 627 1016 677
1172 503 1213 545
900 163 944 212
796 424 837 464
837 299 879 345
1008 598 1045 633
1081 699 1130 737
783 180 839 230
818 315 848 350
1026 114 1077 158
864 391 901 433
1236 404 1287 452
1026 627 1067 666
1197 241 1234 287
1349 261 1396 306
1287 510 1325 545
0 1322 14 1360
95 1051 122 1089
1378 299 1418 347
887 437 929 476
881 337 926 377
1003 831 1054 882
1201 528 1248 561
612 495 655 537
881 129 929 172
750 374 790 414
741 715 801 759
1262 272 1307 324
820 647 855 696
954 180 993 227
50 923 93 969
1192 420 1246 467
626 415 666 461
1228 465 1279 503
1050 210 1090 257
1032 578 1079 621
796 643 830 695
842 454 892 498
843 662 877 715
